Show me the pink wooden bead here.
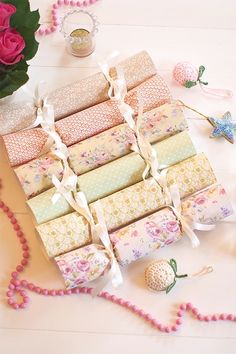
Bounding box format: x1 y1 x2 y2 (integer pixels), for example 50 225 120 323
180 303 186 311
45 28 52 35
7 299 14 305
53 20 60 26
11 271 18 278
0 201 4 208
51 9 57 15
51 26 57 32
192 308 199 316
13 303 19 310
70 0 76 5
176 318 182 325
3 206 9 212
17 231 23 237
7 211 13 218
227 314 234 321
20 279 28 287
58 0 63 5
13 224 20 231
66 289 72 295
22 244 29 251
49 290 56 296
23 252 30 259
77 1 81 5
20 303 27 309
177 310 183 317
9 284 15 290
186 302 193 310
20 237 26 244
83 0 88 6
23 296 30 303
16 265 24 272
21 259 28 266
53 3 59 9
220 314 226 320
165 326 171 333
7 291 13 297
35 287 41 294
211 314 218 321
64 0 69 4
204 315 210 322
10 218 17 224
42 289 49 295
171 325 178 332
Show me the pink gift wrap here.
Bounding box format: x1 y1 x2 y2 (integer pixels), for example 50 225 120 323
15 101 187 199
181 184 234 224
54 184 233 287
110 208 182 266
0 51 156 135
55 244 110 289
3 74 171 167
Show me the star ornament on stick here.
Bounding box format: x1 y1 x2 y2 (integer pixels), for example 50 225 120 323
207 112 236 144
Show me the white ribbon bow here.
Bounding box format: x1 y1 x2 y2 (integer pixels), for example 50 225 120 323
90 200 123 296
169 184 215 247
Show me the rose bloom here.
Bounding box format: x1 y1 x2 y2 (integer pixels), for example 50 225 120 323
166 220 180 233
0 28 25 65
195 195 206 205
0 2 16 31
77 259 90 272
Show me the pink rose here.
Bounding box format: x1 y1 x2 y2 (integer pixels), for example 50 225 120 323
0 28 25 65
166 221 180 233
0 2 16 31
195 196 206 205
77 259 90 272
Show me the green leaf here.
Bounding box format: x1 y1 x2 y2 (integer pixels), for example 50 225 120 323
169 259 177 273
184 80 197 88
15 59 29 71
11 10 40 32
166 279 176 294
0 70 29 98
198 65 205 79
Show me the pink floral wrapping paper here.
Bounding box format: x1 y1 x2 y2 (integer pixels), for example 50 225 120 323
3 74 171 167
55 244 110 289
54 183 233 287
181 184 233 224
15 101 187 199
110 208 182 266
110 184 233 266
0 51 156 136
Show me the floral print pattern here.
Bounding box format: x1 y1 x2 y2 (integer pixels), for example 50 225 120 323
182 184 233 224
55 244 110 289
15 101 187 199
110 208 182 266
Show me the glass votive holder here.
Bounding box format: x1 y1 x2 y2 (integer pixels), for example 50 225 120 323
61 10 98 57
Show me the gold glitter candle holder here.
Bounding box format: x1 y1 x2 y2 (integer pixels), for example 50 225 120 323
61 10 98 57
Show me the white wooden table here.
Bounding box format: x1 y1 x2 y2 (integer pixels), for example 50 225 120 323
1 1 236 353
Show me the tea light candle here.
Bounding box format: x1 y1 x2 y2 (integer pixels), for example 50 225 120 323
69 28 95 57
61 10 98 57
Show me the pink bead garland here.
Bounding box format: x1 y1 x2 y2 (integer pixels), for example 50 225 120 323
0 177 235 333
36 0 99 36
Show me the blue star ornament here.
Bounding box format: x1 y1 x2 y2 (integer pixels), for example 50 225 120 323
207 112 236 144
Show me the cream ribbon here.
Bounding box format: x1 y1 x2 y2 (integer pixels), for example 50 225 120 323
169 184 215 247
100 58 170 199
90 200 123 296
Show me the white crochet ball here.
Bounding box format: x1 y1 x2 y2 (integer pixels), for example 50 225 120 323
145 260 175 291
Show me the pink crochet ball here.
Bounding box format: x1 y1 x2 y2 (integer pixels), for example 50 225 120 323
173 62 198 87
